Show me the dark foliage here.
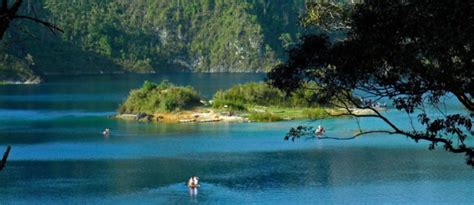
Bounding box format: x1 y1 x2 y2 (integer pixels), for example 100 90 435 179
0 0 61 39
269 0 474 166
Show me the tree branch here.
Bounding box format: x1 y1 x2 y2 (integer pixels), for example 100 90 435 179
454 93 474 112
1 0 7 13
311 130 400 141
0 145 11 171
323 91 473 160
10 0 22 16
14 15 63 33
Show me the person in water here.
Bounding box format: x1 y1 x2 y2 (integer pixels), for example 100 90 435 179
315 125 325 137
188 176 199 197
102 128 110 136
188 176 199 188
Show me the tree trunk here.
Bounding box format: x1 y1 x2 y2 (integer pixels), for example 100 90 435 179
0 0 22 40
0 19 9 39
0 145 11 171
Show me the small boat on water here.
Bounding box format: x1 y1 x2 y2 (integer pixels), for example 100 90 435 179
187 176 200 189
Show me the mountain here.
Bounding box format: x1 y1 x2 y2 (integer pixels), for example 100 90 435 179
0 0 308 82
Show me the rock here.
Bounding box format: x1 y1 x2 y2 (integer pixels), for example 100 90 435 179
179 119 196 123
116 114 138 120
23 76 42 84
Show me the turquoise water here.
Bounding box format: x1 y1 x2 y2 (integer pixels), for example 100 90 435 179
0 74 473 204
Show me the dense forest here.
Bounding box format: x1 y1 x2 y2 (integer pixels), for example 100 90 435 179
0 0 308 82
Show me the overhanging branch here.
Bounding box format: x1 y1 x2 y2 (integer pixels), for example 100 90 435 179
14 15 63 33
454 93 474 112
284 90 474 166
295 90 474 166
309 130 400 141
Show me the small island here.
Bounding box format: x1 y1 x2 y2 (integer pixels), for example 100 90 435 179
116 80 353 123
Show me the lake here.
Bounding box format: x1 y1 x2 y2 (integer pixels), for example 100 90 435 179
0 73 473 204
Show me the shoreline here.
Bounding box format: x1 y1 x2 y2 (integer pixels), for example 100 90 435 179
0 72 266 85
114 107 386 124
115 109 249 123
0 78 42 85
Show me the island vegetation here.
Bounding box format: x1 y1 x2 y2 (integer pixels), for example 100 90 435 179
118 80 202 114
117 80 339 123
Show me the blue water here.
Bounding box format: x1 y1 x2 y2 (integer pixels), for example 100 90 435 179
0 74 473 204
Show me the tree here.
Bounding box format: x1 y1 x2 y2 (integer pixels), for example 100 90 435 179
0 0 62 39
267 0 474 166
0 0 61 171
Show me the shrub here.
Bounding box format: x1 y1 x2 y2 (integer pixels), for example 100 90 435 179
211 98 247 111
143 80 157 91
248 112 283 122
118 81 201 114
211 82 286 107
211 82 325 108
303 108 328 119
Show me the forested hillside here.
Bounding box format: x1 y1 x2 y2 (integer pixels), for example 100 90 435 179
0 0 308 82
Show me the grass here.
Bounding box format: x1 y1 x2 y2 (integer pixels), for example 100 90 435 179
245 106 329 122
248 112 282 122
303 107 329 119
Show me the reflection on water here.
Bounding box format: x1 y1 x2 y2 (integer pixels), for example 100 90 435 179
2 147 473 204
189 187 198 198
0 74 473 204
